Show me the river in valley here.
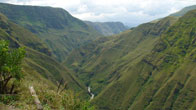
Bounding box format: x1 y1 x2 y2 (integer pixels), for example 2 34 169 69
88 86 94 100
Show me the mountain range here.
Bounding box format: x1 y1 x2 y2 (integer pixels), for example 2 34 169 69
0 2 196 110
65 5 196 110
0 3 102 61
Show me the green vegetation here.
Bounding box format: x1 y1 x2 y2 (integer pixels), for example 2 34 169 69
65 16 178 95
0 41 91 110
0 3 102 61
0 40 25 94
65 8 196 110
85 21 128 36
93 10 196 110
0 13 85 93
0 2 196 110
0 11 93 109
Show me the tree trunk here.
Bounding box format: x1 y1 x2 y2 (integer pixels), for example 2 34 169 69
10 84 15 94
3 76 12 93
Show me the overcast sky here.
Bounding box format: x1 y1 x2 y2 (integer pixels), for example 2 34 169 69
1 0 196 26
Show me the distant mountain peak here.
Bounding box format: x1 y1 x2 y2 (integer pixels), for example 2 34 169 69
85 21 129 36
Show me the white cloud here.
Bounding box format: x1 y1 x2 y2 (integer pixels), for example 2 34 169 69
1 0 196 26
77 4 88 13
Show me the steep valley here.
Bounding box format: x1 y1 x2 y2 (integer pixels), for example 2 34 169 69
0 2 196 110
65 6 196 110
65 16 178 95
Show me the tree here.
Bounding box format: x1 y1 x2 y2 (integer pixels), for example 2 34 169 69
0 40 25 94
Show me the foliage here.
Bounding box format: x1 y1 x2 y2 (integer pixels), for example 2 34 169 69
0 40 25 94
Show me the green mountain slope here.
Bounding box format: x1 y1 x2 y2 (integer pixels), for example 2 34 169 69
0 13 51 56
64 16 178 95
93 9 196 110
65 7 196 110
0 3 101 61
170 5 196 17
0 13 86 96
85 21 128 36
